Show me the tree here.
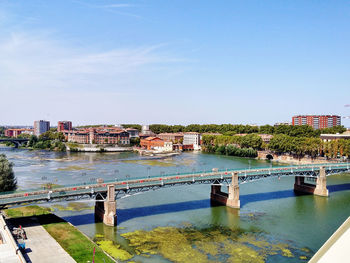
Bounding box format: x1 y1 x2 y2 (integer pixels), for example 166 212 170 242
259 125 275 134
0 127 5 137
0 154 17 192
28 135 38 147
240 134 263 150
130 137 140 146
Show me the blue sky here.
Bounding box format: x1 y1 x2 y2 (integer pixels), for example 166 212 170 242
1 0 349 126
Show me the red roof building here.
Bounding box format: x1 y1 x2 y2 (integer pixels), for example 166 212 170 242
140 137 164 150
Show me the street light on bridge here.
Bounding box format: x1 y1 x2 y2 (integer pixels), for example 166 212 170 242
114 169 119 181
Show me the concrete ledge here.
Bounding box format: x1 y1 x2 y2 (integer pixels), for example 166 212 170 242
0 214 26 263
309 217 350 263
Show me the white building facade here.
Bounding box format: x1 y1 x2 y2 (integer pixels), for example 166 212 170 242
183 132 201 150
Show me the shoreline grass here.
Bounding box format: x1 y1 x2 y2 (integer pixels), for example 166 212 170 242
5 206 114 263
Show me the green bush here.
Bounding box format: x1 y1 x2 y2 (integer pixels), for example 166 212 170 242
0 154 17 192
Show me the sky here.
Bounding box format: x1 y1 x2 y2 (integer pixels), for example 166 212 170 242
0 0 349 127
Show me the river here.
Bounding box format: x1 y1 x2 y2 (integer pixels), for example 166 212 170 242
1 146 350 262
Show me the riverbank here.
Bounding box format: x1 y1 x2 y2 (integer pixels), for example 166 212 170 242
134 147 181 158
4 206 114 263
66 143 133 152
263 154 342 165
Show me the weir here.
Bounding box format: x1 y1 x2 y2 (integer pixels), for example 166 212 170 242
294 166 329 197
210 172 240 209
94 184 117 226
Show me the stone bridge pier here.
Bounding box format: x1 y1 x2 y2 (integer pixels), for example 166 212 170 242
95 184 117 226
210 172 240 209
294 166 329 197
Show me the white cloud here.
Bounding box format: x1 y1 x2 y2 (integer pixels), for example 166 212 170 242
72 1 140 18
0 31 180 93
0 27 189 125
103 4 133 8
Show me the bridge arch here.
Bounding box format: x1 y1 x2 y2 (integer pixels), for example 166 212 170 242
0 139 28 148
266 154 274 160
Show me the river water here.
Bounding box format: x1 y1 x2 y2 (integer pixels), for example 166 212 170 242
1 146 350 262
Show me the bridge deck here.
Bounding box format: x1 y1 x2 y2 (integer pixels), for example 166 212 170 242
0 163 349 206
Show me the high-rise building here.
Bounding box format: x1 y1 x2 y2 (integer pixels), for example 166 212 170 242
34 120 50 136
57 121 72 132
292 115 341 129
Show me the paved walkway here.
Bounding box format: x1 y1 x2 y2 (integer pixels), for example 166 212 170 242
11 217 76 263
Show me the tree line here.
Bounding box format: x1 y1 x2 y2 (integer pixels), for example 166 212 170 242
18 131 67 151
123 124 346 137
269 134 350 159
204 144 258 158
202 133 350 160
201 134 262 158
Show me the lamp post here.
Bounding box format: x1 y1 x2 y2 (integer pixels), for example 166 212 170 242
147 167 151 178
114 169 119 181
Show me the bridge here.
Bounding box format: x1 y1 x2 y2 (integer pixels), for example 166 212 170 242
0 138 29 148
0 163 349 226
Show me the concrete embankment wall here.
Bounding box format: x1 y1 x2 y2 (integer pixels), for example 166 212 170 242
0 214 26 263
67 145 133 152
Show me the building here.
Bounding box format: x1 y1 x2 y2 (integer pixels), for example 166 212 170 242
274 122 291 126
57 121 72 132
141 125 152 135
126 128 139 138
4 128 33 138
34 120 50 136
140 137 164 150
258 134 274 143
183 132 200 150
320 133 350 142
64 127 130 145
292 115 341 129
157 133 184 143
153 141 173 153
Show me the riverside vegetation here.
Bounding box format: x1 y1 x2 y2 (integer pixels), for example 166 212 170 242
202 132 350 160
4 129 67 151
144 123 346 136
0 154 17 192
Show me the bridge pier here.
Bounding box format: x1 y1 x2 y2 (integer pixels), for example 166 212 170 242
210 172 240 209
294 166 328 197
94 184 117 226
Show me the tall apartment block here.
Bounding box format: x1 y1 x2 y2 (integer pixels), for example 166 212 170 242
34 120 50 136
57 121 72 132
292 115 341 129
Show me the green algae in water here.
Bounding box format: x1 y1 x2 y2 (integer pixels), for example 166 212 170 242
122 159 176 167
56 165 93 171
120 225 309 263
97 240 133 261
94 234 133 261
